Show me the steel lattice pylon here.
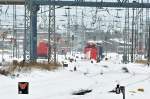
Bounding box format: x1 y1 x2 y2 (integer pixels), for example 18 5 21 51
48 0 57 64
24 0 39 61
23 0 31 61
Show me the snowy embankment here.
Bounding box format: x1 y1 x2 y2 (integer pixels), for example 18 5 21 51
0 53 150 99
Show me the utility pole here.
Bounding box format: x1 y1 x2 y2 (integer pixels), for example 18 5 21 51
134 7 138 60
13 5 17 58
131 7 135 63
67 7 71 54
48 5 51 63
24 2 27 61
0 6 1 26
1 32 7 62
0 6 2 62
148 25 150 62
53 5 56 65
81 10 85 51
126 0 130 62
98 17 101 30
42 6 47 31
75 6 78 51
127 9 129 62
2 33 4 62
146 0 149 59
139 0 144 59
123 7 128 63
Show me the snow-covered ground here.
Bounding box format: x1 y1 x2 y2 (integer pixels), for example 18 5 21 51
0 53 150 99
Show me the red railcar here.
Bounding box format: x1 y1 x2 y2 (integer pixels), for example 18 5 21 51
84 41 97 61
37 40 48 57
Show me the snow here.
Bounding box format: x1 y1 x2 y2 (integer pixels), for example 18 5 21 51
110 38 132 44
0 53 150 99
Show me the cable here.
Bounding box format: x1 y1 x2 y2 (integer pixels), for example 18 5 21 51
5 5 9 16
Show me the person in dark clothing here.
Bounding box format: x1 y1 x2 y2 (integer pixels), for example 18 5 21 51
147 62 149 67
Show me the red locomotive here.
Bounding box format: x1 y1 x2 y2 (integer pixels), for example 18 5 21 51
84 41 97 61
37 40 48 57
84 41 104 62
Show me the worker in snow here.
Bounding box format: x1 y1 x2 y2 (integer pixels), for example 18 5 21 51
74 66 77 71
147 62 149 67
